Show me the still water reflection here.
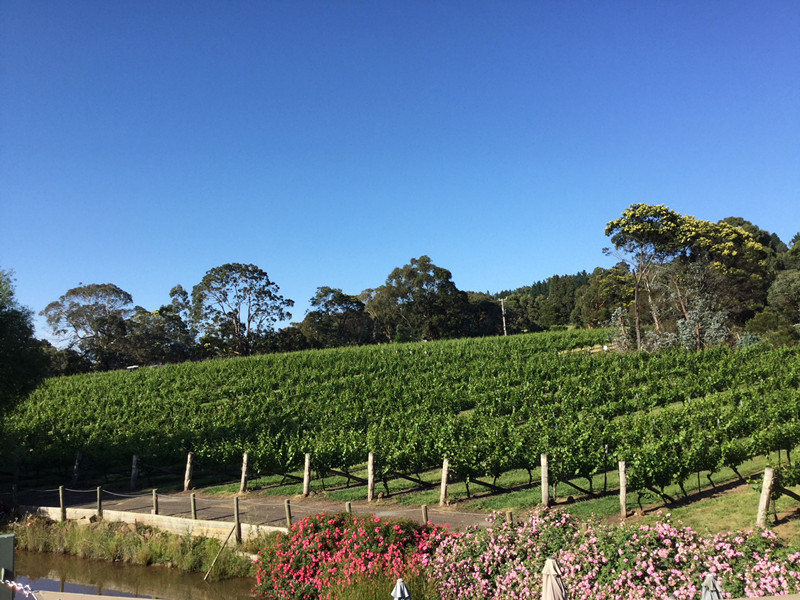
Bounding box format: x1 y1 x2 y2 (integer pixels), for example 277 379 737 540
14 550 254 599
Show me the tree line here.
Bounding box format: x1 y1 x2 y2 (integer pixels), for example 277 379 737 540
2 204 799 383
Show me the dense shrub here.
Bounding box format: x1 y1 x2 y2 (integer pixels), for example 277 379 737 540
426 509 800 599
253 513 446 600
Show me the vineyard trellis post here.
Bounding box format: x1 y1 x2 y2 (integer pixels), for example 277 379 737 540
130 455 139 491
240 452 249 493
421 504 428 523
152 489 158 515
439 458 449 506
284 499 292 528
541 454 550 507
234 497 242 544
367 452 375 502
618 461 627 519
184 452 194 492
72 451 82 485
96 486 102 518
302 454 311 497
756 467 775 528
191 493 197 519
59 486 66 522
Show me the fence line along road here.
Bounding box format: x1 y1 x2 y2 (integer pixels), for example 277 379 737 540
16 487 491 534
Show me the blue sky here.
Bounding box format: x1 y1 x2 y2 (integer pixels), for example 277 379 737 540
2 1 798 337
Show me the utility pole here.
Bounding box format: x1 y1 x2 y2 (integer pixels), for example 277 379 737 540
500 298 508 337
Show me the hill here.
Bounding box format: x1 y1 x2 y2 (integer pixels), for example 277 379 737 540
5 329 800 515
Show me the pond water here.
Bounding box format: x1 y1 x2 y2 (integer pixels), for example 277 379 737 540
12 550 255 599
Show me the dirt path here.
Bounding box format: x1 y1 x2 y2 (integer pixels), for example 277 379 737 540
17 488 492 532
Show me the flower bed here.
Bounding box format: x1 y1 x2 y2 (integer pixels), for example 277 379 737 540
253 513 446 600
254 508 800 600
426 510 800 599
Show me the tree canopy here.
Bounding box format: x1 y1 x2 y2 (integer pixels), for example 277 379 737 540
0 269 48 415
24 206 796 372
191 263 293 357
40 283 135 370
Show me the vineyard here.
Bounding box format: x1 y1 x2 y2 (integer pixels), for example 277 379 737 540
6 329 800 503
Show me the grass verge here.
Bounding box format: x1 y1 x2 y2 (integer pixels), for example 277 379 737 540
4 515 258 581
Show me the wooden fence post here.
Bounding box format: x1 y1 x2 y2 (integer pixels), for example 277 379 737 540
284 499 292 528
71 451 82 486
240 452 249 494
130 455 139 491
302 453 311 497
152 489 159 515
540 454 550 507
421 504 428 524
345 501 352 514
757 467 775 528
184 452 194 492
59 486 66 522
234 497 242 544
367 452 375 502
439 458 449 507
191 492 197 520
96 487 102 518
619 461 627 519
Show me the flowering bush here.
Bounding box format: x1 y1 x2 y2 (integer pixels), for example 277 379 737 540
425 508 800 599
253 513 447 600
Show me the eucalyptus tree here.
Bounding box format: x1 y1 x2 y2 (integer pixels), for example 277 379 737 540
604 204 686 349
41 282 135 370
297 286 373 348
362 255 470 343
604 205 772 350
1 269 48 415
191 263 293 357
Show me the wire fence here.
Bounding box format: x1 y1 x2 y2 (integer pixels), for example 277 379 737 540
9 482 490 532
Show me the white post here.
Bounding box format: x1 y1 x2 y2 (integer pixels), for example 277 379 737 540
439 458 449 506
184 452 194 491
367 452 375 502
541 453 550 507
757 467 775 528
302 453 311 497
239 452 249 493
618 461 627 519
130 455 139 491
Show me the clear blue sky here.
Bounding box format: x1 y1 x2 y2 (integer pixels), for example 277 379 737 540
2 1 798 337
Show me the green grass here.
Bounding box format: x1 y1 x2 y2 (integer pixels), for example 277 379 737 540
202 450 800 543
5 516 254 580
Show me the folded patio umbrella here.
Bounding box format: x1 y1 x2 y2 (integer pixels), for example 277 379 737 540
700 574 723 600
542 557 569 600
391 577 411 600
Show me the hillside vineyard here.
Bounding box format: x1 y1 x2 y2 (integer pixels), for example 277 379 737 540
8 330 800 497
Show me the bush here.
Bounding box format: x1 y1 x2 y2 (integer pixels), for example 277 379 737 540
424 508 800 599
253 513 446 600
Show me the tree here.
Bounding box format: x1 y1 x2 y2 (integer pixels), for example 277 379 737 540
682 217 772 324
41 283 135 370
1 269 48 416
125 304 196 365
767 270 800 326
191 263 293 357
297 286 373 348
465 292 504 337
605 204 686 349
497 293 542 334
362 256 469 342
572 264 634 328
